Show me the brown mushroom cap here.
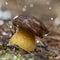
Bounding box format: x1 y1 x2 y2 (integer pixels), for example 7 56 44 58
12 15 49 38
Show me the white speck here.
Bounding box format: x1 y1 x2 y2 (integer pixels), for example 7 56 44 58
5 2 8 5
2 11 11 20
30 4 34 7
13 15 18 19
51 18 54 20
9 26 12 28
13 56 17 59
24 5 27 8
0 20 4 25
36 40 44 46
2 32 8 35
49 7 52 10
22 59 26 60
54 17 60 26
22 7 26 12
36 40 40 43
44 34 48 37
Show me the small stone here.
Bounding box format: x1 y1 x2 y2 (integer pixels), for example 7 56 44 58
0 20 4 25
22 59 25 60
56 56 60 60
13 56 17 59
2 32 8 35
54 17 60 26
0 42 3 45
2 11 11 20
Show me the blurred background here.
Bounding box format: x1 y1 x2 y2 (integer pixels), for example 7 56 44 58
0 0 60 33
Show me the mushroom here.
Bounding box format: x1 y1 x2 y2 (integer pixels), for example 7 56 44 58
9 15 49 52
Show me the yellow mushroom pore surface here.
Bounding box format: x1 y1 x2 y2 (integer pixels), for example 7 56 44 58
9 30 35 52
